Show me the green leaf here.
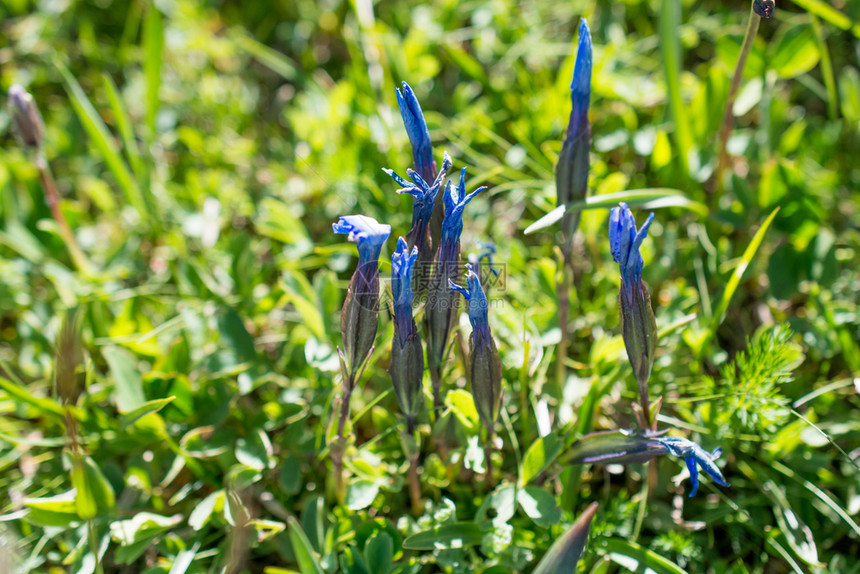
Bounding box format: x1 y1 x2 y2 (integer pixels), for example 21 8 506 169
521 432 562 486
770 22 820 79
533 502 598 574
711 207 780 330
0 375 66 419
235 35 298 80
364 532 393 574
110 512 182 564
24 491 80 527
446 389 481 434
604 538 689 574
345 479 380 511
287 515 324 574
102 73 143 178
763 481 823 567
189 490 223 531
518 487 561 527
660 0 693 174
103 346 145 413
402 522 487 550
788 0 860 38
235 429 274 471
120 396 175 429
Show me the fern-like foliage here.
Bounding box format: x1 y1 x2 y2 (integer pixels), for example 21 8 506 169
710 324 804 438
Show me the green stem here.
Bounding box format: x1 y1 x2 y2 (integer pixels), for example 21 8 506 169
716 3 761 188
810 14 838 120
88 519 104 574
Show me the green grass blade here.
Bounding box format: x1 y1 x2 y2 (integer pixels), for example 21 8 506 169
711 207 779 330
525 188 706 234
810 15 838 120
789 0 860 38
605 538 689 574
659 0 693 174
235 35 298 81
55 60 148 220
102 73 144 178
144 5 163 140
287 516 324 574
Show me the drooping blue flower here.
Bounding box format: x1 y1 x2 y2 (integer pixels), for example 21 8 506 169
396 81 436 184
557 18 592 242
333 215 391 264
332 215 391 382
390 237 424 432
657 436 730 497
449 264 502 433
609 202 655 302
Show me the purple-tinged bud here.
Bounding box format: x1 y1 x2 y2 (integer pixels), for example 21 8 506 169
390 237 424 432
556 18 592 241
426 170 486 413
609 203 657 393
753 0 775 19
449 264 502 434
8 84 45 149
383 152 452 298
333 215 391 381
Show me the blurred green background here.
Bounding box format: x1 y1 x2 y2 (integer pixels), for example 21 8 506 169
0 0 859 572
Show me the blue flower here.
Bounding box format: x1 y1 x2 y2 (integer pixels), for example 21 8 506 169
658 436 730 497
384 152 452 236
438 168 486 261
557 18 592 239
390 237 424 431
332 215 391 264
332 215 391 382
396 81 435 184
609 202 655 304
449 264 502 432
391 237 419 345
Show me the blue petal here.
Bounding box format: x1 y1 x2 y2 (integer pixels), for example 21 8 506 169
440 167 486 246
332 215 391 261
396 82 435 182
567 18 592 143
685 456 700 497
608 202 653 289
391 237 418 336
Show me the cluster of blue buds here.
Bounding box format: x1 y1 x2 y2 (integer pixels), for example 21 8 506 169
390 237 424 433
609 202 658 416
383 152 453 298
426 170 486 416
449 264 502 435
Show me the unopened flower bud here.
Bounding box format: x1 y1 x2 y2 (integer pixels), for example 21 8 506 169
8 84 45 149
390 237 424 432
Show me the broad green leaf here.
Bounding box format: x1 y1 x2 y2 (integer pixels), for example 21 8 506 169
345 479 379 511
770 22 820 79
287 515 324 574
235 429 274 471
402 522 487 550
364 532 393 574
604 539 689 574
110 512 182 564
521 432 562 486
120 396 175 429
788 0 860 38
103 346 145 413
189 490 223 531
533 502 598 574
24 491 80 527
518 486 561 528
446 389 480 434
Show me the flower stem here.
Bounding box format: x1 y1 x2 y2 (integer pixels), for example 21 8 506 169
35 154 93 276
716 3 761 187
556 245 573 396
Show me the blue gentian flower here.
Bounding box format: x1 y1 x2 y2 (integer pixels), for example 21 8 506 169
384 152 452 296
390 237 424 432
449 264 502 434
332 215 391 382
609 202 655 305
425 171 486 417
608 202 658 420
557 18 592 243
396 82 436 184
657 436 730 497
468 242 498 284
